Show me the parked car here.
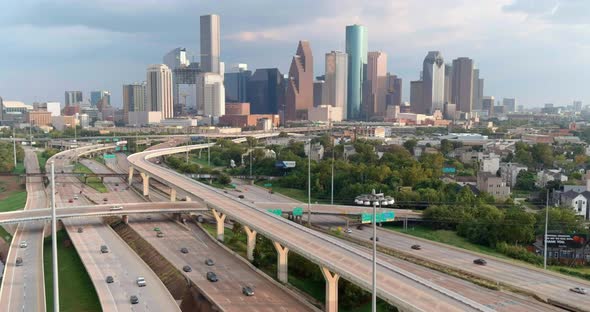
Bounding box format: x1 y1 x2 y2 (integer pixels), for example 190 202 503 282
100 245 109 253
19 241 28 248
15 257 23 266
183 265 192 272
473 258 487 266
180 248 189 254
242 286 254 296
570 287 587 295
136 276 146 287
411 244 422 250
130 295 139 304
205 258 215 266
206 272 218 282
77 227 83 233
157 232 164 238
106 276 114 283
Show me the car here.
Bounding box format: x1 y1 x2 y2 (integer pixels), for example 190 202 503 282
370 236 379 242
205 259 215 266
19 241 28 248
238 195 245 199
130 295 139 304
356 225 364 230
106 276 114 283
411 244 422 250
223 190 228 194
146 216 152 220
15 257 23 266
77 227 83 233
570 287 587 295
473 258 487 266
103 198 108 202
183 265 192 272
115 183 119 187
242 286 254 296
136 276 146 287
344 228 352 234
100 245 109 253
73 195 79 200
206 272 218 282
180 248 189 254
153 227 160 232
156 232 164 238
68 199 73 203
110 206 123 211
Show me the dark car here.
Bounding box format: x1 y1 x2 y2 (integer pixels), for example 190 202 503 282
183 265 192 272
130 295 139 304
100 245 109 253
103 197 108 202
356 225 364 230
205 258 215 266
242 286 254 296
473 258 487 266
115 183 119 187
106 276 114 283
157 232 164 238
77 227 83 233
180 248 189 254
206 271 218 282
370 236 379 242
411 244 422 250
238 195 245 199
15 257 23 266
68 199 73 203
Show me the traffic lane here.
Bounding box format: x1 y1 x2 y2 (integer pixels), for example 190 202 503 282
129 215 316 312
230 179 294 204
350 227 590 309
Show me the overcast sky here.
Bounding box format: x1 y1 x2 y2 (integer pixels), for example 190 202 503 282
0 0 588 108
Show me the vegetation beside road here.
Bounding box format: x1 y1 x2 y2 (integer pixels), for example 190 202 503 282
73 163 108 193
37 148 59 173
0 191 27 213
0 141 24 173
44 230 101 312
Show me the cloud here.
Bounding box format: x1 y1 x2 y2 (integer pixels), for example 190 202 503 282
503 0 590 25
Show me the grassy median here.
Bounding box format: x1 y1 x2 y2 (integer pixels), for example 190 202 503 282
44 229 101 312
73 163 108 193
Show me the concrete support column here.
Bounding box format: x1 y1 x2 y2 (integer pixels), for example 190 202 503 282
320 267 340 312
170 188 177 202
122 215 129 224
272 241 289 283
243 225 257 261
128 167 134 185
140 172 150 197
211 209 226 242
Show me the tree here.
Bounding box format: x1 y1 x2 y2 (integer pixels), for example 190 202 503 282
440 139 454 156
531 143 554 168
514 170 536 191
535 207 586 235
403 139 418 154
216 173 232 185
501 208 536 244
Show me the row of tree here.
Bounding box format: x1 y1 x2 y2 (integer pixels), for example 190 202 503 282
0 142 24 173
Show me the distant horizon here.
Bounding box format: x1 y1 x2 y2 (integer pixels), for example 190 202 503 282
0 0 588 109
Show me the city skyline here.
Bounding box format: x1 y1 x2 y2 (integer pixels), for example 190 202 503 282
0 0 588 108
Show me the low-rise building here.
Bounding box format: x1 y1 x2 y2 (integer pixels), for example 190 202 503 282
536 169 568 187
27 111 52 127
308 105 343 122
477 172 511 200
218 114 280 128
499 162 528 187
127 111 162 126
51 115 76 130
304 143 324 161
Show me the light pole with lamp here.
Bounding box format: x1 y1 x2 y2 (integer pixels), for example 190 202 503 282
307 137 312 225
12 127 17 168
364 189 382 312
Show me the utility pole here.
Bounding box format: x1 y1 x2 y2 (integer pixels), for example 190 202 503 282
51 161 59 311
249 138 253 178
372 198 377 312
185 134 189 164
307 138 312 225
207 136 210 167
330 120 334 205
12 127 17 168
544 189 549 270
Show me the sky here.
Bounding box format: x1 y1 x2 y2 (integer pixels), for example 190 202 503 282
0 0 588 109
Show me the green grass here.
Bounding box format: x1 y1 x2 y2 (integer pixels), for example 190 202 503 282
0 226 12 242
12 162 25 174
0 191 27 212
37 152 49 173
73 163 108 193
254 181 328 203
44 230 101 312
190 155 214 168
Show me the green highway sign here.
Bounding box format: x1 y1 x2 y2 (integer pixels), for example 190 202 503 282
292 207 304 216
115 146 121 151
229 183 237 189
361 211 396 224
267 209 282 216
103 154 116 159
264 183 273 187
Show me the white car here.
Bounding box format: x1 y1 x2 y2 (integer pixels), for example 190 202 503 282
344 228 352 234
570 287 587 295
136 277 146 287
110 206 123 211
19 241 28 248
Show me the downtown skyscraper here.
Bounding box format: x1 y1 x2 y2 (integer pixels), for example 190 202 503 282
346 24 367 120
285 40 314 121
200 14 221 74
324 51 348 118
451 57 474 113
146 64 173 119
422 51 445 114
122 82 146 124
365 51 388 118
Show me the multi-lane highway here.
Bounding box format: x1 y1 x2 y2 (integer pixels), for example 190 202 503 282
0 149 47 312
129 142 496 312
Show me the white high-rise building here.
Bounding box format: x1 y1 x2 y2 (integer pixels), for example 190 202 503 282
422 51 445 114
163 47 190 70
324 51 348 119
200 14 221 74
196 73 225 117
146 64 173 119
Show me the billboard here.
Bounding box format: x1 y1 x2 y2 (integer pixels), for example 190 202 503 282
545 234 587 248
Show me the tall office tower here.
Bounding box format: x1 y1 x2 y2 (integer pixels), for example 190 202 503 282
225 67 252 102
200 14 221 74
146 64 173 119
482 96 495 116
247 68 285 114
346 24 368 120
385 74 402 107
313 81 325 107
422 51 445 114
451 57 474 113
444 64 452 103
196 73 225 117
122 83 146 124
324 51 348 118
285 40 314 121
65 91 83 106
163 47 190 70
573 100 583 112
364 51 388 118
90 90 111 112
503 98 516 112
472 69 484 110
410 80 424 114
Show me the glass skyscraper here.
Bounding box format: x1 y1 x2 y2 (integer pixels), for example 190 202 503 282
345 24 367 120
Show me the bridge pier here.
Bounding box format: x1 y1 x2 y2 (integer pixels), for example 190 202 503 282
122 215 129 224
170 188 176 202
211 209 226 242
140 172 150 197
321 267 340 312
272 241 289 283
128 167 134 185
243 225 257 261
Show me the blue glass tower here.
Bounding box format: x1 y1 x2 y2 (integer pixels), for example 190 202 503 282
346 24 367 120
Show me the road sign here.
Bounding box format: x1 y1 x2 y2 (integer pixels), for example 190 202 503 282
103 154 115 159
264 183 272 188
292 207 303 216
361 211 396 224
267 209 282 216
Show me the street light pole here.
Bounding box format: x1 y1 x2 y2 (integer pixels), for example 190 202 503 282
544 189 549 270
307 138 312 225
50 161 59 311
12 128 17 168
207 136 210 167
330 121 334 205
249 138 253 178
372 198 377 312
